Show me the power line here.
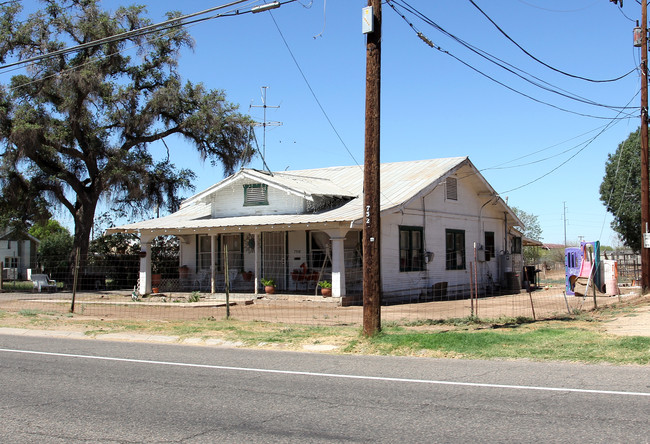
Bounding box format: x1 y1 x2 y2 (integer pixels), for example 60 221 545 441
498 100 631 194
387 1 638 119
483 124 616 169
268 11 360 167
468 0 634 83
0 0 296 73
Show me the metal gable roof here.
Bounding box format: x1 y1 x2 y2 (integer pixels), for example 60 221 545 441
182 168 357 207
107 156 516 234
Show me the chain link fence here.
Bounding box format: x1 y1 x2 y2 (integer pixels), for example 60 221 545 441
0 252 639 326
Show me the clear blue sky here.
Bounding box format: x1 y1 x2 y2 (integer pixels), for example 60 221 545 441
16 0 646 246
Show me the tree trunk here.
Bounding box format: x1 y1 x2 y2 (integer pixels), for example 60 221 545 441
69 194 98 288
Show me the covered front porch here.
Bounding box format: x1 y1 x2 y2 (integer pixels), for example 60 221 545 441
135 223 362 299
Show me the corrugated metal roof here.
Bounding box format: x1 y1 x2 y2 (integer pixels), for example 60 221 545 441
106 157 492 234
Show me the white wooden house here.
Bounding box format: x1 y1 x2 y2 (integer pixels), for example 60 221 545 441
107 157 525 301
1 228 40 280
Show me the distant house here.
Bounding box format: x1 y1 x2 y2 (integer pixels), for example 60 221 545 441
107 157 525 300
0 228 40 280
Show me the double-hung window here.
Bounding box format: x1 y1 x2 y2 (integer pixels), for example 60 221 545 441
445 229 465 270
485 231 495 261
399 226 424 272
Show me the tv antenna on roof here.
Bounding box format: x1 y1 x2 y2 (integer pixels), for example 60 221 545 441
250 86 282 162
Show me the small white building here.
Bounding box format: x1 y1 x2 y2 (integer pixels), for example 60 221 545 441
1 228 40 280
108 157 525 301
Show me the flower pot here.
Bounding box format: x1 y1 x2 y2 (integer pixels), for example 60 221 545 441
152 287 159 294
321 288 332 297
265 286 275 294
242 271 253 282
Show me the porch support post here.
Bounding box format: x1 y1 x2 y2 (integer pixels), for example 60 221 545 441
254 232 260 295
210 234 217 294
138 233 154 296
325 228 349 298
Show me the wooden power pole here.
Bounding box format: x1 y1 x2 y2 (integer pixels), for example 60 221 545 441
641 0 650 292
611 0 650 291
363 0 382 336
631 0 650 291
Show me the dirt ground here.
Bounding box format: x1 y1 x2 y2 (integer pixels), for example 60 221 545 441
1 286 649 335
600 299 650 336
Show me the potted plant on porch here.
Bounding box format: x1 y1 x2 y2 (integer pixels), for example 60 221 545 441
318 280 332 297
261 277 276 294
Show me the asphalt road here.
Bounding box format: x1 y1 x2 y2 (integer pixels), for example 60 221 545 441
0 334 648 443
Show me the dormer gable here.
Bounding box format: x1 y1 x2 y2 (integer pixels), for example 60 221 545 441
180 169 357 218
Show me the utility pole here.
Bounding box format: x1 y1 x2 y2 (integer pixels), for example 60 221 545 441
611 0 650 291
362 0 382 336
563 201 567 247
641 0 650 292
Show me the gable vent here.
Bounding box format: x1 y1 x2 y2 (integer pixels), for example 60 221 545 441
446 177 458 201
244 184 269 206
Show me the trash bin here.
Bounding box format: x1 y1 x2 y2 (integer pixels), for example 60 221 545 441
505 272 520 291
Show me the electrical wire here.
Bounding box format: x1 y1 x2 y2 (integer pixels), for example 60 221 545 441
497 92 636 194
516 0 599 14
0 0 297 73
468 0 635 83
389 0 637 116
268 11 360 167
1 1 273 93
483 124 613 170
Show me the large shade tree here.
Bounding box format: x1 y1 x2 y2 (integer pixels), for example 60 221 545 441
0 0 254 270
599 128 642 251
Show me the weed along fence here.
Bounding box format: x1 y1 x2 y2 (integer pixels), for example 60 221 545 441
0 253 640 326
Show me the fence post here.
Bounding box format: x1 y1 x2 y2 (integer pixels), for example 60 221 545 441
469 262 474 317
0 261 3 290
70 248 80 313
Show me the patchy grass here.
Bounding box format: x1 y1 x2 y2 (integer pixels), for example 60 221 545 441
0 303 648 365
354 325 650 364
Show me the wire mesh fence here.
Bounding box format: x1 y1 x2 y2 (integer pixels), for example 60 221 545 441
0 252 639 326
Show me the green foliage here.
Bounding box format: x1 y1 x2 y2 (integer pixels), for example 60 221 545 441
511 206 543 263
150 235 179 275
600 128 641 251
0 0 254 259
188 291 201 303
28 220 69 242
261 278 275 287
0 169 51 231
318 280 332 288
89 233 140 289
90 233 140 256
511 207 543 241
37 231 73 281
